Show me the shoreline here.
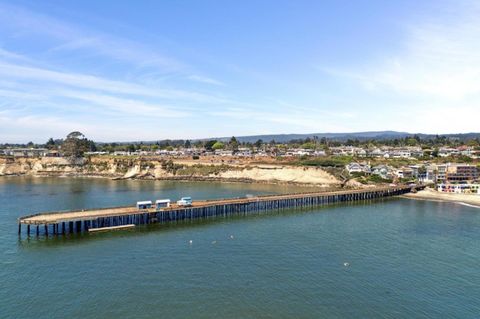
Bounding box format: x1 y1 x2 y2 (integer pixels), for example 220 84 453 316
402 188 480 207
0 173 342 189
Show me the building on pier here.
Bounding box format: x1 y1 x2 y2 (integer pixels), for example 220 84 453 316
136 201 153 209
155 199 171 209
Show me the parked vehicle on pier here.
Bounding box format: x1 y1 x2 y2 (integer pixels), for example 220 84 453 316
177 197 192 206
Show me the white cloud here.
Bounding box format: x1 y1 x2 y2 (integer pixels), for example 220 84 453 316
57 90 189 118
209 107 352 132
324 1 480 100
187 75 225 86
0 58 232 105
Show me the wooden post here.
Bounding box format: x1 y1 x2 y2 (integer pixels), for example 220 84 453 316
36 225 39 236
27 224 30 236
44 224 48 236
18 223 21 235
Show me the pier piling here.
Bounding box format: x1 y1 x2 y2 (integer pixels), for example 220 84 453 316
17 186 424 238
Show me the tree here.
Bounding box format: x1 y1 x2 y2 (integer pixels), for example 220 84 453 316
184 140 192 148
212 142 225 150
88 140 97 152
46 138 56 149
467 139 479 147
204 140 217 151
61 131 91 160
254 139 263 149
229 136 239 151
301 142 316 149
127 144 136 153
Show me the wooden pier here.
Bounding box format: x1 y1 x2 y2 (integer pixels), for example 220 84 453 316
18 185 422 237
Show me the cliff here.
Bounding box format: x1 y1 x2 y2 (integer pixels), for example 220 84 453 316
0 156 341 187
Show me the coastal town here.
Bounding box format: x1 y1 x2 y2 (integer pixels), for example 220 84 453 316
1 132 479 195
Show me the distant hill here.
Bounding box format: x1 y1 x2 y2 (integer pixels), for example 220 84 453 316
104 131 480 145
209 131 480 143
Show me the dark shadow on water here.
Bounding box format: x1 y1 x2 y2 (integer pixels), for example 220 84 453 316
18 197 401 250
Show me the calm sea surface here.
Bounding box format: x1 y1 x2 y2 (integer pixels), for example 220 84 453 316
1 177 480 319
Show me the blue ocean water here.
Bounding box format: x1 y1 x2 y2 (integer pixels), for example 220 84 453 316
1 177 479 318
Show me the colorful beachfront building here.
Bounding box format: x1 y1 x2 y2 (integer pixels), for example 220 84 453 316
437 184 480 194
436 163 479 183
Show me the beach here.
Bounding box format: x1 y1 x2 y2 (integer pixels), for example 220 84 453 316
403 188 480 207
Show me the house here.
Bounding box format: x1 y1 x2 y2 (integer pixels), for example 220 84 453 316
313 150 326 156
356 149 367 157
392 150 411 159
369 148 385 158
236 148 252 157
418 166 436 183
395 167 414 179
3 148 49 157
371 165 394 179
214 150 233 156
346 163 371 174
458 146 474 157
113 151 130 156
85 151 109 155
438 148 459 157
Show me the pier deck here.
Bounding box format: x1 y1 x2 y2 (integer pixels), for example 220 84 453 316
18 185 422 236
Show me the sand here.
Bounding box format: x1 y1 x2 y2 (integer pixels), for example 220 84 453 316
218 166 340 186
403 188 480 207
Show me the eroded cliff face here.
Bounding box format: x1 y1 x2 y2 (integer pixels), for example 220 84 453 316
0 157 341 187
0 157 161 178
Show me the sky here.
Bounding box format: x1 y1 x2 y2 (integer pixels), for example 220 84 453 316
0 0 479 143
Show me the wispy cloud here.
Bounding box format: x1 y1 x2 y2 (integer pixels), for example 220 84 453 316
57 90 189 118
322 1 480 100
0 60 227 103
187 75 225 86
0 2 184 72
209 107 353 132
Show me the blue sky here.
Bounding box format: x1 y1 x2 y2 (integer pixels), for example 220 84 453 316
0 0 479 142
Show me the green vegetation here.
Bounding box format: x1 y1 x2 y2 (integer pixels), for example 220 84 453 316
298 156 353 168
212 142 225 150
62 131 95 160
357 174 393 184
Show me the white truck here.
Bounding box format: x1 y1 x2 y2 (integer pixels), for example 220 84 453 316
177 196 192 207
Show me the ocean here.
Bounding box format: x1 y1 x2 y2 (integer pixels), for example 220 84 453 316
1 177 479 318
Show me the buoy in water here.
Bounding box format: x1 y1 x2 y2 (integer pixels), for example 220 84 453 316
343 262 350 267
189 240 193 244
